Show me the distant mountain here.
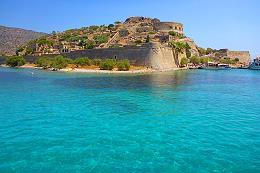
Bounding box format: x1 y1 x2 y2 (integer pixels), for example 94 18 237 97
0 25 46 56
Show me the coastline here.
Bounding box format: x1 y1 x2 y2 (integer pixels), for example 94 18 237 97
0 64 182 74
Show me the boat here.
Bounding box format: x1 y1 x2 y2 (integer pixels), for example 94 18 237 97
249 57 260 70
199 62 230 70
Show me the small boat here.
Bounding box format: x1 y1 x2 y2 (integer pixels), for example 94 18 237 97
249 57 260 70
200 62 230 70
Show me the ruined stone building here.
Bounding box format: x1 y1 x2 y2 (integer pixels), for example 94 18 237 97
215 49 250 65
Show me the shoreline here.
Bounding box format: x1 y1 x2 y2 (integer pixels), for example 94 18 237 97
0 64 182 74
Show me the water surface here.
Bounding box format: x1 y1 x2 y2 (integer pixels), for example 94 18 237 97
0 67 259 173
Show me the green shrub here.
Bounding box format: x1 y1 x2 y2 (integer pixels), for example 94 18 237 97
35 57 52 69
135 40 142 45
114 21 121 25
198 47 207 56
74 57 91 67
200 57 209 64
50 55 69 69
119 29 129 37
85 40 95 49
206 48 214 55
25 47 34 55
6 56 26 67
66 58 74 64
148 31 156 35
93 35 109 44
89 25 99 31
37 38 53 46
116 59 130 71
108 24 115 28
168 31 177 36
145 35 150 43
92 59 102 66
68 36 82 42
99 59 116 70
190 56 200 65
219 57 234 64
168 31 185 39
180 57 189 67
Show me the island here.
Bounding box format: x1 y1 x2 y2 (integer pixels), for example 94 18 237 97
0 16 251 72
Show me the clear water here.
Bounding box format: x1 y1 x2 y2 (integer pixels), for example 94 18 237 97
0 67 259 173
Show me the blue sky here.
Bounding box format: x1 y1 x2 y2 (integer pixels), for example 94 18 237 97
1 0 259 58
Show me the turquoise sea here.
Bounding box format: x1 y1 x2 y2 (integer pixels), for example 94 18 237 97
0 67 259 173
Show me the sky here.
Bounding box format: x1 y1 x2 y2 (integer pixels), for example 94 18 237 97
1 0 259 58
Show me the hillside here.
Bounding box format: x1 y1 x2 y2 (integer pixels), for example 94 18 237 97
0 25 46 56
16 17 199 57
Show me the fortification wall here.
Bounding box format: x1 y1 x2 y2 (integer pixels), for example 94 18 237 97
149 43 180 70
153 22 184 33
0 44 180 70
61 45 151 66
227 51 250 64
0 56 5 64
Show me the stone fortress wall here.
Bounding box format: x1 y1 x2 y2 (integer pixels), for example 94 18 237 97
215 49 251 64
153 22 184 34
227 51 251 64
0 43 181 70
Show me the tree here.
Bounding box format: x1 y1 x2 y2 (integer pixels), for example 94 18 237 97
25 47 34 55
16 47 24 55
108 24 115 28
190 56 200 65
197 47 206 56
78 39 87 48
169 41 187 54
114 21 121 25
185 43 191 58
169 41 187 67
206 48 214 55
180 57 189 67
6 56 26 67
116 59 130 71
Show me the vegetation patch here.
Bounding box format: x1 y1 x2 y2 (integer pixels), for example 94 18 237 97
99 59 116 70
93 35 109 44
116 59 130 71
6 56 26 67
